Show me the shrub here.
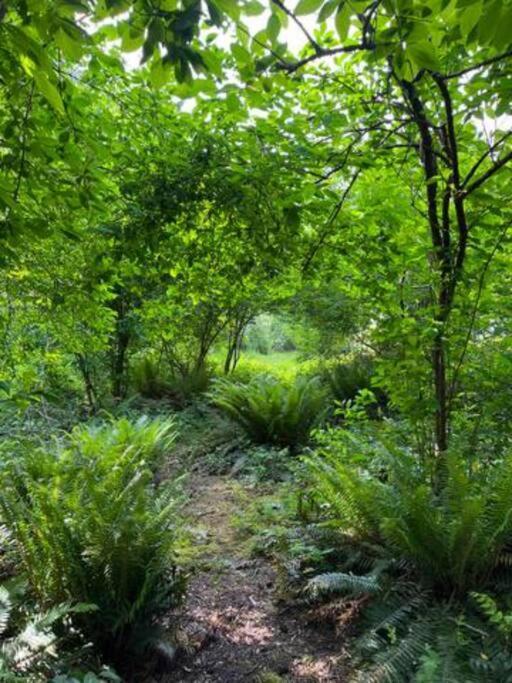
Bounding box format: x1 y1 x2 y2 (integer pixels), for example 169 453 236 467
323 355 387 409
167 364 211 404
131 355 170 399
211 375 327 452
307 446 512 595
69 414 176 472
131 355 211 406
0 417 186 669
0 582 96 680
303 443 512 679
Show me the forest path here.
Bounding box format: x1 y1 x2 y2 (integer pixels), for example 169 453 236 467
168 473 346 683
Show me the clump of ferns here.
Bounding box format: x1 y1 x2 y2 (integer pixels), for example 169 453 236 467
0 581 96 680
301 446 512 681
305 566 512 682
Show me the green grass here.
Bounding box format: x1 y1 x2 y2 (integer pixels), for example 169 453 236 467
210 348 316 383
240 350 300 368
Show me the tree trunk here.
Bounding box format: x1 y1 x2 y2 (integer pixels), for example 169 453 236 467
432 335 448 454
76 353 97 415
111 330 130 400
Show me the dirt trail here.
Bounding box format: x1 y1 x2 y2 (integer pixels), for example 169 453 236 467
169 474 346 683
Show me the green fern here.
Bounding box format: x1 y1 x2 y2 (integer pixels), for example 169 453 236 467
0 583 95 680
324 356 387 409
211 375 327 451
0 417 187 669
306 572 381 598
304 443 512 680
306 448 512 596
131 355 170 399
68 414 177 472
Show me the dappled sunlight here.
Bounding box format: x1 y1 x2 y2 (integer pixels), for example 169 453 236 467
291 655 344 681
2 1 511 680
188 605 275 645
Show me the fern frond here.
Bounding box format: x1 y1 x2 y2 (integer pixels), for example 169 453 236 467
211 375 327 450
306 572 380 599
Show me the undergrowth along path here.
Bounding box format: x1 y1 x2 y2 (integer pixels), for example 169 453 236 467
170 474 346 683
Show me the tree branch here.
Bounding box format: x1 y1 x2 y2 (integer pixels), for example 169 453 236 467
400 80 443 254
278 42 370 72
433 74 468 294
465 149 512 195
302 169 361 273
442 48 512 80
235 22 290 68
462 131 512 188
448 220 511 407
270 0 321 53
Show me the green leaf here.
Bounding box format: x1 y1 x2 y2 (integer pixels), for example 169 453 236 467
118 23 144 52
267 13 281 43
406 41 440 72
494 6 512 50
334 1 351 41
295 0 323 16
458 1 482 38
34 72 65 115
213 0 241 20
149 58 173 88
244 0 265 15
231 43 252 64
55 26 84 61
318 0 338 22
477 0 501 44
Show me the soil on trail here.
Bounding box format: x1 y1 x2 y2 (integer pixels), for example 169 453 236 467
169 474 346 683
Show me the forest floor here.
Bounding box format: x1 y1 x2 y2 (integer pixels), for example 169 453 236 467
166 472 347 683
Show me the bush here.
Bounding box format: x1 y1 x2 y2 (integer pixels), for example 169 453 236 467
211 375 327 452
323 355 387 409
307 446 512 595
167 364 211 404
303 443 512 680
0 417 186 669
131 355 211 406
70 414 176 471
131 355 170 399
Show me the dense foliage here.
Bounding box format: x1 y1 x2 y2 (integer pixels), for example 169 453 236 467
0 418 185 670
212 375 327 450
0 0 511 679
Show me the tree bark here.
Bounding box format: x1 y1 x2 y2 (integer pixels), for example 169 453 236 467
76 353 97 415
401 79 453 455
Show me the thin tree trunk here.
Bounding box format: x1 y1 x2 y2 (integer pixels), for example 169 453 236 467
112 330 130 399
76 353 97 415
401 78 452 455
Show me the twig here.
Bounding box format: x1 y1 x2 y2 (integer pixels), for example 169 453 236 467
302 168 361 273
464 149 512 196
462 130 512 188
448 221 511 406
442 49 512 80
270 0 321 53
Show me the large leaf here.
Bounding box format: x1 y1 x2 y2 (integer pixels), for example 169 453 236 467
406 41 441 72
34 72 65 114
334 1 351 41
295 0 323 16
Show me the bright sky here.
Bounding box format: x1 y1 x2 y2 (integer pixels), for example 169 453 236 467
121 14 313 70
114 14 508 136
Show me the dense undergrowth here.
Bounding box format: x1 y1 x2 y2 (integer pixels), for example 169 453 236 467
0 414 188 679
2 342 512 680
2 346 512 681
2 0 512 678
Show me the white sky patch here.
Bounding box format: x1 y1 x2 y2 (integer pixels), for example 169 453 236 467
88 11 510 134
120 12 313 70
